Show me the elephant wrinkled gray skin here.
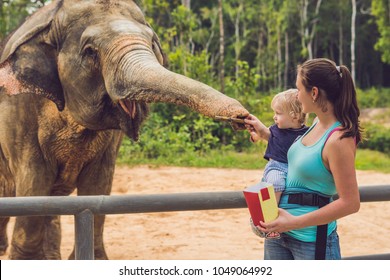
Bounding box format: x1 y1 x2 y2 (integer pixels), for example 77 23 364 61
0 0 249 259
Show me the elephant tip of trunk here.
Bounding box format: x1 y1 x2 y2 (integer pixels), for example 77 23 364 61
213 115 248 131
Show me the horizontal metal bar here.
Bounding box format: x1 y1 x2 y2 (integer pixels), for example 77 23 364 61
0 191 246 216
357 185 390 202
0 185 389 261
0 185 389 217
343 253 390 260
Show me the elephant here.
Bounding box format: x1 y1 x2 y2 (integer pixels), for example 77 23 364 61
0 0 249 259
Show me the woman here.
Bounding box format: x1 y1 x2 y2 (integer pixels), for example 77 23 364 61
246 58 362 260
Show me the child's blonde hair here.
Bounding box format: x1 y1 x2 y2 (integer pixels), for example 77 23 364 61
271 89 307 125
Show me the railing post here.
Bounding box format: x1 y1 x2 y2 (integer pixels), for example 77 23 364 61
74 209 94 260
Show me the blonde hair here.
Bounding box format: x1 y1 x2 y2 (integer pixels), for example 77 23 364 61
271 89 307 125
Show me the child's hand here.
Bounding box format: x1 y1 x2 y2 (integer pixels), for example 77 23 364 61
250 218 281 239
245 115 270 142
249 218 266 238
248 131 260 143
246 124 260 142
244 114 264 142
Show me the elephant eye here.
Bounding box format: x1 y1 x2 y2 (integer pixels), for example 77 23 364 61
82 46 98 59
82 46 99 68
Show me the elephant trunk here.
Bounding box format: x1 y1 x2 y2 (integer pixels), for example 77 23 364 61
103 49 249 122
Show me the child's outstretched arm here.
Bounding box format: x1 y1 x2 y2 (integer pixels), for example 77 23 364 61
244 114 270 142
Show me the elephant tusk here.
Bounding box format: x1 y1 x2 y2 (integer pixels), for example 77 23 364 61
131 100 136 119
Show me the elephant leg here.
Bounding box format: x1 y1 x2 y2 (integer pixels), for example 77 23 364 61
9 216 46 259
0 217 10 256
41 183 75 260
69 141 119 260
0 172 15 256
10 209 61 260
43 216 62 260
8 164 56 260
92 214 108 260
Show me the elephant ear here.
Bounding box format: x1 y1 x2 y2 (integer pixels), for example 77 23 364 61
145 22 168 67
0 1 65 111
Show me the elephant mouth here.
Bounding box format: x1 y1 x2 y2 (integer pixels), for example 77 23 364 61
119 98 137 119
117 97 148 141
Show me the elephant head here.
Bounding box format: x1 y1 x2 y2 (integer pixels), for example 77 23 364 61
0 0 249 141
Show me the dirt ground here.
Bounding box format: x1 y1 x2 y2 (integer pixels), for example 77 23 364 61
1 165 390 260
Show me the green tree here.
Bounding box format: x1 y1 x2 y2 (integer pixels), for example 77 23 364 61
2 0 390 158
372 0 390 63
0 0 47 40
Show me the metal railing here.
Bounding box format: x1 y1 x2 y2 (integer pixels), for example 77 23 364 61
0 185 389 260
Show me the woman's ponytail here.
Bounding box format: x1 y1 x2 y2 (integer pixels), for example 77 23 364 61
335 65 362 144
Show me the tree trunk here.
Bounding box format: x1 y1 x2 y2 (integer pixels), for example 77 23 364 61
339 8 344 65
300 0 322 59
0 0 4 40
284 32 289 89
277 29 282 88
218 0 225 93
234 2 242 79
307 0 322 59
181 0 190 9
205 8 217 56
300 0 309 58
256 30 263 90
351 0 356 82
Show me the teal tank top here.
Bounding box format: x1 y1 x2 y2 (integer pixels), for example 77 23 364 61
279 121 341 242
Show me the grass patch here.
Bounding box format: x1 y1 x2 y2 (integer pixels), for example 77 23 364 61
118 147 389 173
117 149 267 170
356 149 390 173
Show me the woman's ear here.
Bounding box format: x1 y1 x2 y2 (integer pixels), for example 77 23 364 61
311 86 319 102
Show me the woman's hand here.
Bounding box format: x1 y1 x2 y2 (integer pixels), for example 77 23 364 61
258 208 298 233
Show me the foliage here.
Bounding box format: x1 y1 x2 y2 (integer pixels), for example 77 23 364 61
357 87 390 108
2 1 390 173
2 1 389 89
359 122 390 154
0 0 47 41
138 0 389 90
117 83 390 170
372 0 390 64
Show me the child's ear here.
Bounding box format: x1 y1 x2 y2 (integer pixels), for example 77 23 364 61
290 111 298 120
